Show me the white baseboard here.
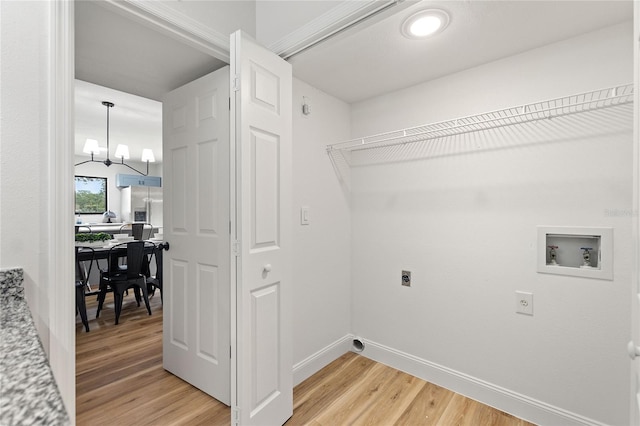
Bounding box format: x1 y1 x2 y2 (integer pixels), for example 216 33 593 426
351 337 609 426
292 334 353 386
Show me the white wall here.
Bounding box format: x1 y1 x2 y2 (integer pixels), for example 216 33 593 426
291 78 352 379
348 22 634 425
73 156 162 224
352 23 633 136
0 0 53 348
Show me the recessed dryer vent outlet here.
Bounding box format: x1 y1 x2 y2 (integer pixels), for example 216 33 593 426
352 337 365 352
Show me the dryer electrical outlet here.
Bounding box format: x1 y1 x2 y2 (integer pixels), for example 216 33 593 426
401 271 411 287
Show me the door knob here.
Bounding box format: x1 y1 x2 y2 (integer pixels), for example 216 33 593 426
263 264 272 273
628 341 640 360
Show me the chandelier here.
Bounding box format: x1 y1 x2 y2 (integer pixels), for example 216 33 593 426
74 101 156 176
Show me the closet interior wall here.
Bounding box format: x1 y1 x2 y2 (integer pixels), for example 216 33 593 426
291 78 352 384
346 21 634 426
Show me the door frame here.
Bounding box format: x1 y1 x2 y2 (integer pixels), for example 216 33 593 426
631 1 640 423
49 0 76 416
51 1 232 420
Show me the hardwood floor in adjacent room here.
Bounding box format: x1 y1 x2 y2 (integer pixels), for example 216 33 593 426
76 292 229 425
76 293 535 426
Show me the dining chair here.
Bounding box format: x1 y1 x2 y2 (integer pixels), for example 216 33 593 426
96 241 153 324
131 223 153 240
131 223 144 240
75 246 95 332
145 242 163 303
141 224 153 240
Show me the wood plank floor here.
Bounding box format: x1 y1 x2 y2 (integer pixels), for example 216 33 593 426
76 293 535 425
287 354 534 426
76 292 229 425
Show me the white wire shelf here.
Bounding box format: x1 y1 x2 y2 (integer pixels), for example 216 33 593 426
327 83 634 155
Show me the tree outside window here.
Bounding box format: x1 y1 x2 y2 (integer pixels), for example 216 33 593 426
75 176 107 214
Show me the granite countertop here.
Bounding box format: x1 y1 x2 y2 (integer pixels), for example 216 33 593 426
0 268 69 425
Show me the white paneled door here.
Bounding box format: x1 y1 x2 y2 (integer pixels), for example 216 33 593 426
230 30 293 426
162 67 231 405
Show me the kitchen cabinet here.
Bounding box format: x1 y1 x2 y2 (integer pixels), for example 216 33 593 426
116 173 161 188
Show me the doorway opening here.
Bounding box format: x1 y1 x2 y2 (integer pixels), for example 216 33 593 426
73 1 231 421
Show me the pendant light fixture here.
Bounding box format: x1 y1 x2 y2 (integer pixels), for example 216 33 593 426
74 101 156 176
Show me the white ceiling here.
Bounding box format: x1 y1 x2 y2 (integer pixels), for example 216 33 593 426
74 0 633 163
74 0 226 102
289 0 633 104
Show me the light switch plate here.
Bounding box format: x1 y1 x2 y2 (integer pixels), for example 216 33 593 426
300 206 310 225
516 291 533 315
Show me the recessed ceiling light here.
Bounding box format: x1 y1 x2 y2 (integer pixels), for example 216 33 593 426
401 9 450 39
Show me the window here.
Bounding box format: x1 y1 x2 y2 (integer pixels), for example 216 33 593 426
75 176 107 214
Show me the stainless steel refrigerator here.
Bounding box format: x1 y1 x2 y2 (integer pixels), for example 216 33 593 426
120 185 163 228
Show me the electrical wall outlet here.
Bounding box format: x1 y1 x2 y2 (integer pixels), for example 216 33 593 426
515 291 533 315
401 270 411 287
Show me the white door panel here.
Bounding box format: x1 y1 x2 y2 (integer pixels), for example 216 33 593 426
163 67 231 405
231 30 293 426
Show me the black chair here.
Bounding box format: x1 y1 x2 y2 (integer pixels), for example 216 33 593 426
96 241 153 324
132 223 153 240
145 243 163 303
141 224 153 241
75 246 95 332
